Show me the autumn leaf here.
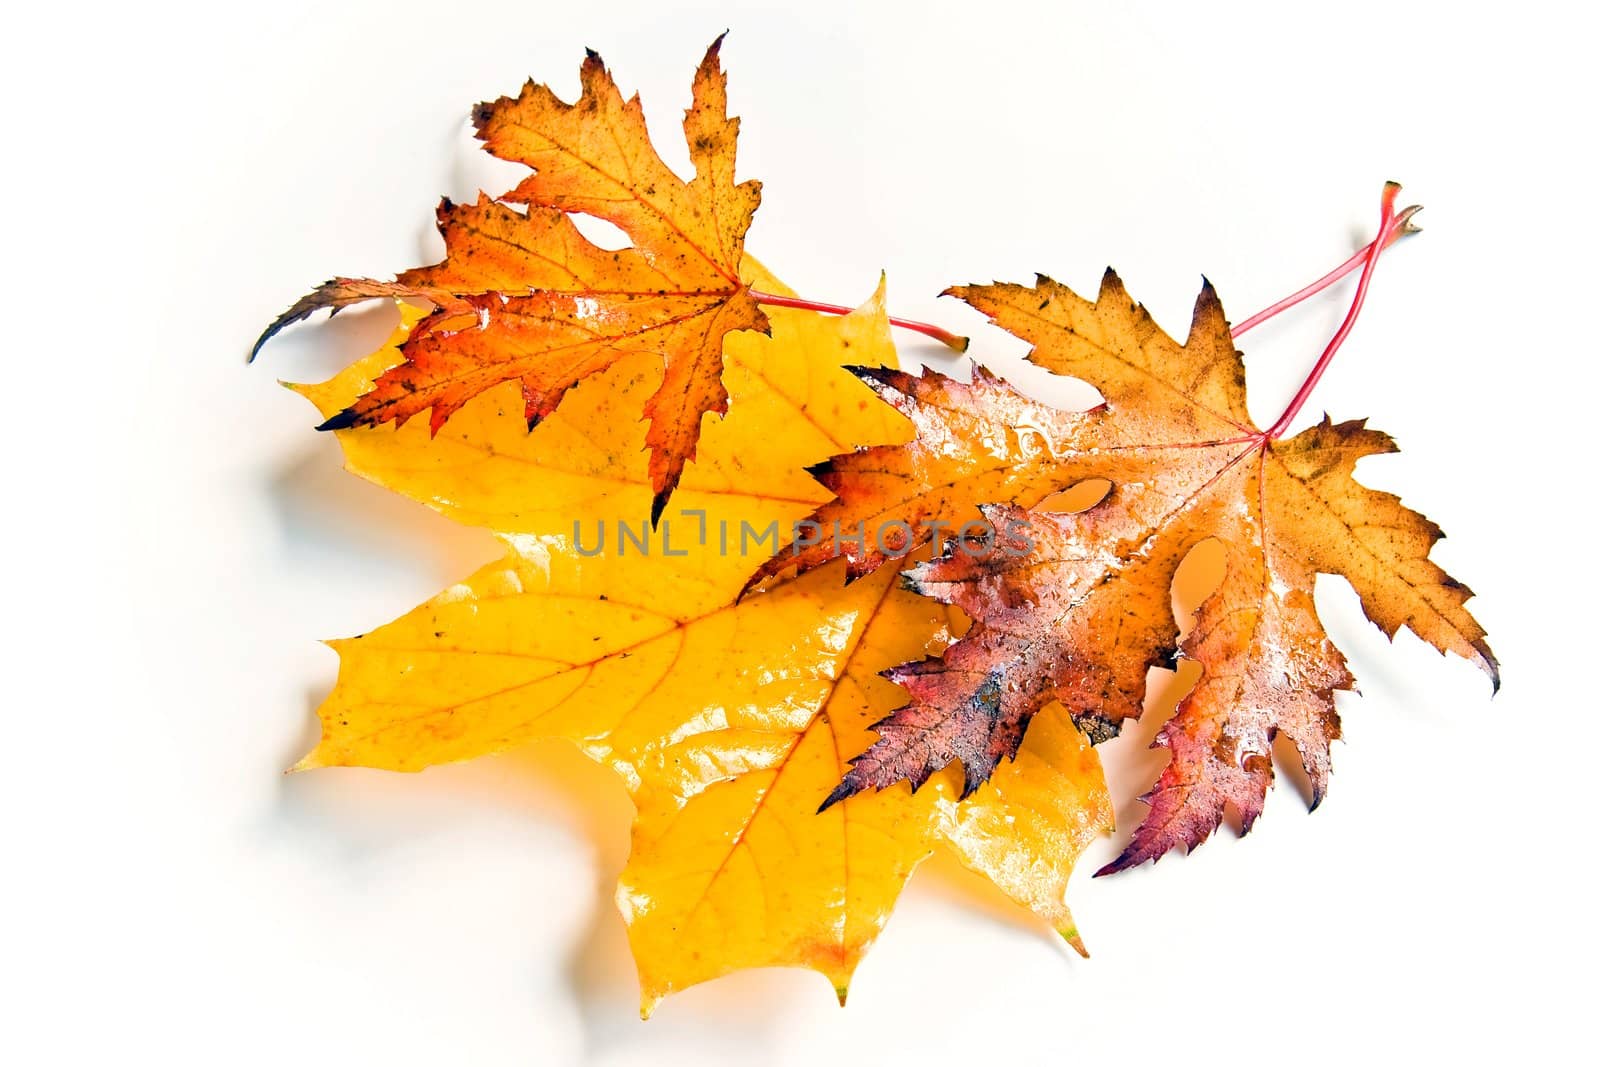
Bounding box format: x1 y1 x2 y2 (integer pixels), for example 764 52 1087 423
290 270 1112 1011
291 258 904 589
257 36 766 521
791 186 1496 869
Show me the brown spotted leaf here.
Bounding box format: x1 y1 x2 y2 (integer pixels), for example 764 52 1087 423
254 37 766 520
809 271 1496 870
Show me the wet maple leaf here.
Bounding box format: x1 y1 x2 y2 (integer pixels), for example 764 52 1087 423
785 190 1496 869
289 267 1112 1012
257 37 766 522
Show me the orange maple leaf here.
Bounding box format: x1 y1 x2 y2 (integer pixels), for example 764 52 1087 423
254 36 766 521
770 186 1497 868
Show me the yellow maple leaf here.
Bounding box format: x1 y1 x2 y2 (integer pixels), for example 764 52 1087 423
289 266 1112 1013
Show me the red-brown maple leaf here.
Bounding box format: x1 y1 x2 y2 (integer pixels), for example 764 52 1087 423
787 188 1497 868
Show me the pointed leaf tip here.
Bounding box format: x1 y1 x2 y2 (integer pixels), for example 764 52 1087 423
317 409 359 432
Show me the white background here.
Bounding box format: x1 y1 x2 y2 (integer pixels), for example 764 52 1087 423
8 1 1595 1062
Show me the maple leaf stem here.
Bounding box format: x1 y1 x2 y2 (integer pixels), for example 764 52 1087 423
1231 203 1420 339
1264 183 1414 440
750 289 970 352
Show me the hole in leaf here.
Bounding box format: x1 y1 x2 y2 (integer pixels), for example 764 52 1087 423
1171 537 1227 637
571 213 631 251
1035 478 1111 514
